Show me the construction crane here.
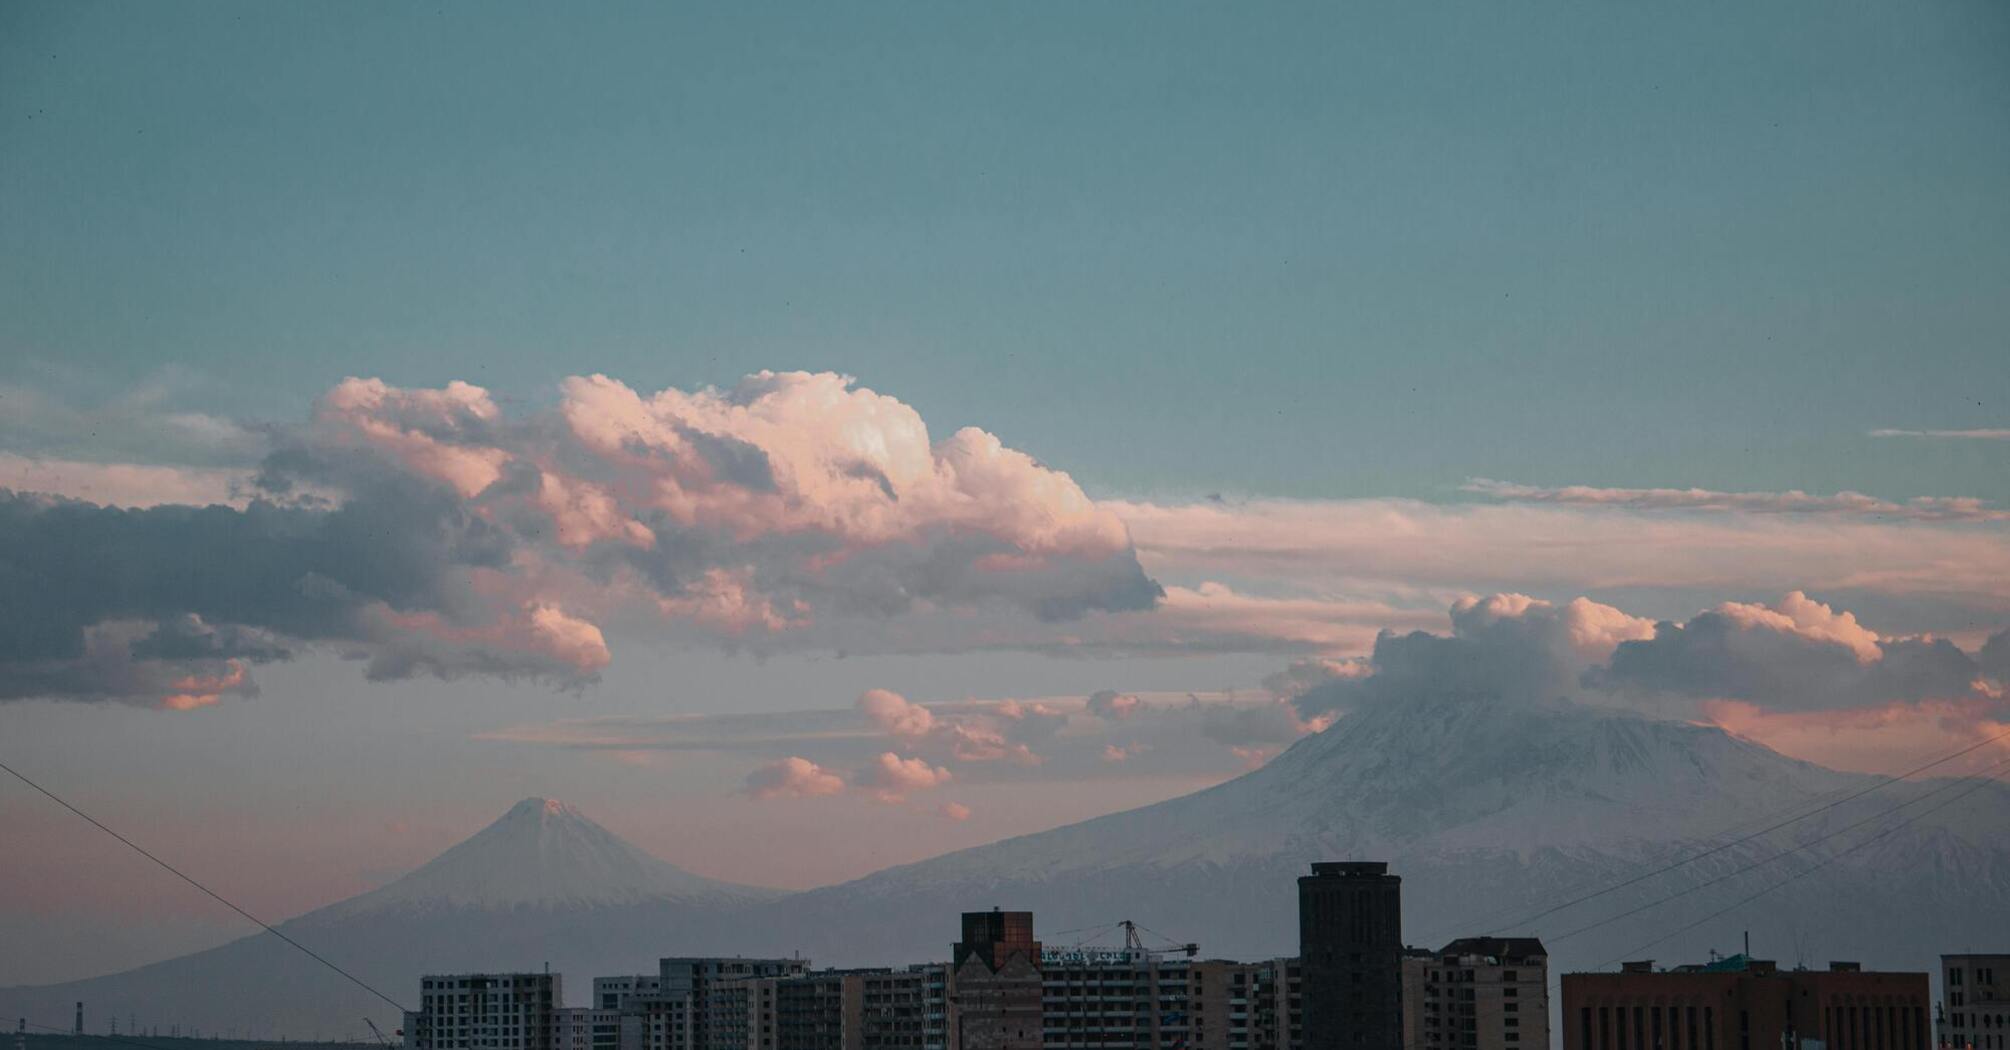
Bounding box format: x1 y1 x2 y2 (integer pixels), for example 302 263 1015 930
365 1018 396 1048
1055 919 1199 958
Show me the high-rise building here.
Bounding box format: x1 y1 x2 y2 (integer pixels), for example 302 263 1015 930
1299 863 1403 1050
950 910 1044 1050
657 958 810 1050
1401 938 1548 1050
1938 954 2009 1050
1562 956 1929 1050
407 973 562 1050
1038 944 1300 1050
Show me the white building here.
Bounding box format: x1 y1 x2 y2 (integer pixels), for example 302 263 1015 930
408 973 562 1050
1939 955 2010 1050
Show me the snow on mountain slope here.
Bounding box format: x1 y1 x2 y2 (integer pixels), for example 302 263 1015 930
731 694 2010 974
316 797 773 916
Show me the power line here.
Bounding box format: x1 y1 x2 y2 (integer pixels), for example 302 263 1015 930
0 759 410 1015
1593 759 2009 970
1511 752 2001 1050
1418 722 2010 945
1543 753 2010 946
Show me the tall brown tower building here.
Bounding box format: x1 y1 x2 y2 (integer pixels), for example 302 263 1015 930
950 910 1043 1050
1299 862 1403 1050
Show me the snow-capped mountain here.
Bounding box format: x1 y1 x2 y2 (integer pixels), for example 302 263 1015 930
723 693 2010 977
6 698 2005 1041
320 797 760 916
0 799 777 1041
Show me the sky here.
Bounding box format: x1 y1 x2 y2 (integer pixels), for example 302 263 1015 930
2 0 2009 987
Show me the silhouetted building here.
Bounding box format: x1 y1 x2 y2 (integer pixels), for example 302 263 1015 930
1299 863 1403 1050
1401 938 1548 1050
950 911 1043 1050
1938 955 2009 1050
1562 956 1929 1050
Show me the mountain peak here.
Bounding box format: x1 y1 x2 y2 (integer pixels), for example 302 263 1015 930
311 798 776 919
504 796 577 820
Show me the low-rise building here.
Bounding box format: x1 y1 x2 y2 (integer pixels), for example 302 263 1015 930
1563 956 1929 1050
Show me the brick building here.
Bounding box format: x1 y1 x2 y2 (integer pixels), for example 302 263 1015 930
1563 956 1929 1050
950 911 1044 1050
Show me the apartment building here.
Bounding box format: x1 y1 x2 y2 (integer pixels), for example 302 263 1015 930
406 973 562 1050
1938 955 2010 1050
1401 938 1548 1050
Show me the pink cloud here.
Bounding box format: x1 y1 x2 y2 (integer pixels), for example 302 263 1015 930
858 752 954 803
1108 497 2010 609
318 377 509 498
743 757 846 800
555 371 1130 556
937 802 973 821
371 602 610 681
1086 689 1141 719
159 661 249 711
858 688 935 739
1463 477 2010 523
534 470 656 551
1701 698 2010 778
0 454 246 509
656 567 807 635
1708 591 1882 662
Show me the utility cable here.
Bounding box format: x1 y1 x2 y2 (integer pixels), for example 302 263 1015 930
0 759 411 1015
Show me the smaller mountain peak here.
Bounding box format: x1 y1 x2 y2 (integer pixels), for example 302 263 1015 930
506 796 574 820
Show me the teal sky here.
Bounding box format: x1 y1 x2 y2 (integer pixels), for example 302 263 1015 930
5 0 2007 501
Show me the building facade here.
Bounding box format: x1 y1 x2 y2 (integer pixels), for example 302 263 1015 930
1563 957 1930 1050
1299 863 1403 1050
1938 955 2009 1050
1401 938 1548 1050
951 911 1044 1050
407 973 562 1050
555 1008 624 1050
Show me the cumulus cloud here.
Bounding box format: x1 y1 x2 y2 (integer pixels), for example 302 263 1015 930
743 757 846 800
937 801 973 821
857 752 954 803
1086 689 1141 720
855 689 1051 765
0 371 1163 706
1592 592 1987 712
1274 591 2010 774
